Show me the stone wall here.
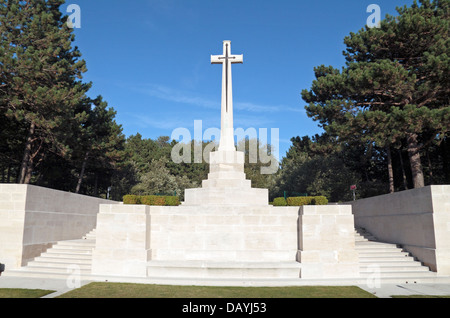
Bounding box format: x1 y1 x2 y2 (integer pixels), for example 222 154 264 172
350 185 450 275
0 184 118 269
92 203 360 279
297 205 359 278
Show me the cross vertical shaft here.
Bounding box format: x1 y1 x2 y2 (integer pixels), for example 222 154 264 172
211 41 243 151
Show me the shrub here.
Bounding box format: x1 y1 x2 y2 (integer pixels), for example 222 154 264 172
287 196 314 206
123 195 141 204
313 196 328 205
125 195 181 206
273 197 287 206
140 195 166 206
153 196 166 206
139 195 154 205
165 196 180 206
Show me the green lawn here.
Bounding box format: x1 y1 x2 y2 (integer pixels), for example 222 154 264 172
0 288 55 298
57 282 377 298
391 295 450 298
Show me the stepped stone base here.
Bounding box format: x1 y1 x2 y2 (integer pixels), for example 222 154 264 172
6 226 444 284
147 260 301 279
183 150 268 206
91 204 301 277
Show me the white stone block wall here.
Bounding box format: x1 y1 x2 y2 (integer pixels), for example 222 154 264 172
0 184 117 269
92 204 151 277
148 205 300 263
297 205 360 279
0 184 27 269
350 185 450 275
91 203 361 279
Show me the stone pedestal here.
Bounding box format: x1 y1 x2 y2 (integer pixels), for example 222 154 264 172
297 205 360 279
91 205 151 277
184 150 268 206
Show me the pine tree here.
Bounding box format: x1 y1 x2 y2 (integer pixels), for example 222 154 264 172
0 0 89 184
302 0 449 189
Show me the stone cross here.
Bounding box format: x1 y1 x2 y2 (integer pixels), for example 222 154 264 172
211 41 243 151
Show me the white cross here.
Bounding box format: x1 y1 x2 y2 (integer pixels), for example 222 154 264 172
211 41 243 151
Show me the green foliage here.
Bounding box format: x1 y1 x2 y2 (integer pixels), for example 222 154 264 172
164 196 180 206
287 197 314 206
140 195 166 206
123 195 180 206
270 137 361 202
0 0 90 184
301 0 450 189
312 196 328 205
123 195 141 205
281 196 329 206
0 0 128 200
272 197 287 206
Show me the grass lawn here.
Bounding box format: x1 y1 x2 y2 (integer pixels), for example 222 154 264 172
0 288 55 298
57 282 377 298
391 295 450 298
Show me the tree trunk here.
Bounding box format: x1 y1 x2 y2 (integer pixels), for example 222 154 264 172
398 150 408 190
94 173 98 197
75 151 90 194
441 137 450 183
7 164 12 183
426 150 434 184
386 146 395 193
406 132 425 188
18 122 36 184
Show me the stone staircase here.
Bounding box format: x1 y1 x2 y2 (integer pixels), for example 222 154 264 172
355 227 437 282
5 229 96 279
5 227 440 283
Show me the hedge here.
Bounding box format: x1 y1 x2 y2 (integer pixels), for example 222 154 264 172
272 196 328 206
312 196 328 205
287 196 314 206
123 195 141 204
273 197 287 206
123 195 180 206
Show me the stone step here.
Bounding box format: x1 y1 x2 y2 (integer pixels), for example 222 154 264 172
32 256 92 265
39 252 92 259
82 230 97 240
46 247 93 254
27 260 91 270
202 178 252 189
355 241 399 247
56 239 96 247
354 227 435 279
355 246 404 253
16 265 92 274
53 243 95 251
147 260 302 279
151 249 298 263
4 268 95 280
357 251 411 258
358 256 418 262
359 264 430 272
359 270 437 278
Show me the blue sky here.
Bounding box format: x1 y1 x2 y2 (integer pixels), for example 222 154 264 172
65 0 413 159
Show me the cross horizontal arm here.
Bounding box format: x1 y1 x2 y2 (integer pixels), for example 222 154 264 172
230 54 244 64
211 54 244 64
211 55 223 64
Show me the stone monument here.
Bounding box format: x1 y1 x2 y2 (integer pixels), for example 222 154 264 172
3 41 447 284
90 41 359 280
184 40 268 206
